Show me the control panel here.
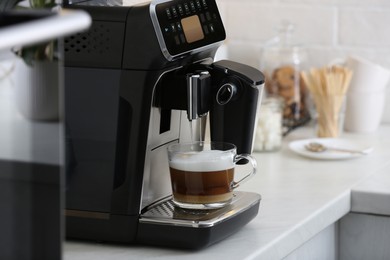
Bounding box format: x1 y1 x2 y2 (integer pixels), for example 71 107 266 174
151 0 226 59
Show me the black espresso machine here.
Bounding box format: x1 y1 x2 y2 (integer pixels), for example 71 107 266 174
64 0 264 249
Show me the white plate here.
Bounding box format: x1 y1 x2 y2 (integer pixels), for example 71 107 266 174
288 138 373 160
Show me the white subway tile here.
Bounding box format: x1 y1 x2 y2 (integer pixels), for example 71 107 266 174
215 1 228 24
339 9 390 47
225 42 262 69
305 47 348 67
217 1 390 123
280 0 390 6
224 3 336 45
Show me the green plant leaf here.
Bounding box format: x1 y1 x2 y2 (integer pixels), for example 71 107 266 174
29 0 56 8
17 41 57 67
9 0 58 65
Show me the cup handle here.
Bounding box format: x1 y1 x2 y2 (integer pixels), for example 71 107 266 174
231 154 257 189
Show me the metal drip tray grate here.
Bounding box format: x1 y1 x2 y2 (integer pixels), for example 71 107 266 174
144 199 176 218
139 191 261 228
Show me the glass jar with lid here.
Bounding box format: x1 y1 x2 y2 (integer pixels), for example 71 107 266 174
260 21 310 133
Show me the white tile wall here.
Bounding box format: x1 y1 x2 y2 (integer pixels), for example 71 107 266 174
5 0 390 122
216 0 390 123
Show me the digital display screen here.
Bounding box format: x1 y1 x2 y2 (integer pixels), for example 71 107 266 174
181 15 204 43
154 0 226 57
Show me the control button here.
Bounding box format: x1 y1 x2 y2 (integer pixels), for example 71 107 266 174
183 3 190 14
171 6 178 17
165 8 172 19
164 26 170 34
180 34 186 44
190 1 196 12
174 35 180 45
209 23 215 33
202 0 207 8
196 0 202 10
216 83 237 105
199 13 206 23
203 25 209 34
176 22 182 31
177 4 184 15
170 23 176 33
206 12 211 21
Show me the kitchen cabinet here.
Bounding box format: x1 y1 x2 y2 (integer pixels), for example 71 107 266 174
340 213 390 260
339 168 390 260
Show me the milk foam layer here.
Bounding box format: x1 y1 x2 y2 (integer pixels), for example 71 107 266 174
169 150 234 172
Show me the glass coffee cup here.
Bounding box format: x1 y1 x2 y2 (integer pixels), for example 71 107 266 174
167 142 257 210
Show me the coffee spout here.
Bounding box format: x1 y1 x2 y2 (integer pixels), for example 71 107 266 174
186 71 211 121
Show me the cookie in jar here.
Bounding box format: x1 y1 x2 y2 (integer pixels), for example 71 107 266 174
268 65 309 128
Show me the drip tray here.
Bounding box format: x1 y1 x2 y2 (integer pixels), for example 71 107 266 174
139 191 261 228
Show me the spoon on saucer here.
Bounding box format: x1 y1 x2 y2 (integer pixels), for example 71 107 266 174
305 142 370 155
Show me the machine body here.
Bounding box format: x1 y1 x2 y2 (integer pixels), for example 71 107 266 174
64 0 264 249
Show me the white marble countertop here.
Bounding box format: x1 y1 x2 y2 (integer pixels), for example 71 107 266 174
63 125 390 260
351 166 390 216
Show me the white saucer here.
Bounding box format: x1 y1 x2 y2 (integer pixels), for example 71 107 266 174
288 138 373 160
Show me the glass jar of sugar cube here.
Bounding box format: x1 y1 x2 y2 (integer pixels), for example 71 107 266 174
254 97 284 152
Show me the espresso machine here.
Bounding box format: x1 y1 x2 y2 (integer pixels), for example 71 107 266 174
64 0 264 249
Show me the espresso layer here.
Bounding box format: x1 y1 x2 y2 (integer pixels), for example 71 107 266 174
170 167 234 196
